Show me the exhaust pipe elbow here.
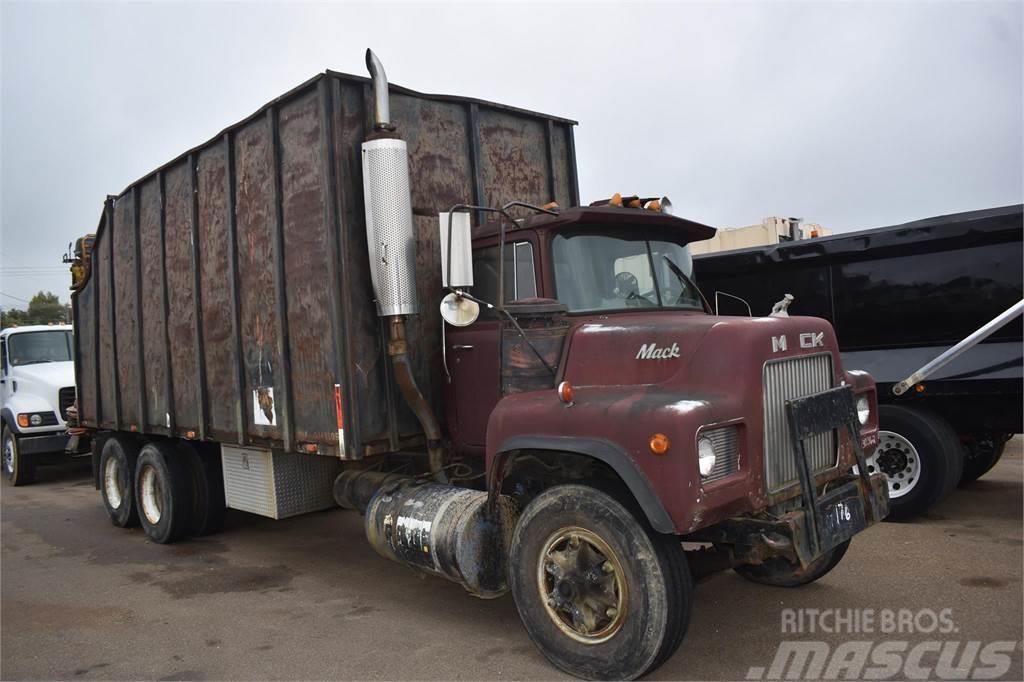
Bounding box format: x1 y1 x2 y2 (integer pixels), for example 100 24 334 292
365 48 393 130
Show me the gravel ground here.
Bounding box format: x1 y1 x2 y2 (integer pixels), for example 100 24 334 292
2 439 1021 680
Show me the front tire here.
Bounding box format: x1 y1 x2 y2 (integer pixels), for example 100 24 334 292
2 427 35 486
509 484 692 680
869 405 963 520
135 441 192 544
734 540 850 587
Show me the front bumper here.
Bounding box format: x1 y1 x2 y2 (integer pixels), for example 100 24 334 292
18 432 71 456
775 471 888 566
694 472 888 568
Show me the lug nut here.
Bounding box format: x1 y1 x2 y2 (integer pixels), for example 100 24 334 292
569 534 580 548
602 561 614 574
606 607 618 618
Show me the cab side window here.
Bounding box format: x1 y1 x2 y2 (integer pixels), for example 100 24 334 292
471 242 538 318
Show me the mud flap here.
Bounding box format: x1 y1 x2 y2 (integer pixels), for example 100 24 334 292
786 386 887 561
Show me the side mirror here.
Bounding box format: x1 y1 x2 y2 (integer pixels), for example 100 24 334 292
439 211 474 289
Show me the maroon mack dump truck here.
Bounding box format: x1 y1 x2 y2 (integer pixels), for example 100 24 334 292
70 51 888 679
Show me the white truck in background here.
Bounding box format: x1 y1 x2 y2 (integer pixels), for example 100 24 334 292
1 324 83 485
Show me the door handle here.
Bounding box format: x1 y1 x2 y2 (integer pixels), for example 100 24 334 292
452 345 474 351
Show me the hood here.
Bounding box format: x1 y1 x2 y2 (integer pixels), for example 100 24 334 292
10 361 76 391
562 313 841 389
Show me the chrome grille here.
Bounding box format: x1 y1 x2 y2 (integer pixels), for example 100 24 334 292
763 352 836 491
700 425 740 483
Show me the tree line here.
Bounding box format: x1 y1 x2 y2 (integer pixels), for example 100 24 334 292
1 292 70 328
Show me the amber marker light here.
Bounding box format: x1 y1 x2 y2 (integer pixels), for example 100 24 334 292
557 380 574 405
915 384 926 393
16 414 29 428
649 433 670 455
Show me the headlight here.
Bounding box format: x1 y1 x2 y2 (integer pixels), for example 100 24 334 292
856 396 870 425
17 412 50 428
697 437 717 477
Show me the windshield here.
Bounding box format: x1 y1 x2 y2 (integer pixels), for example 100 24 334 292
7 330 73 366
552 229 703 313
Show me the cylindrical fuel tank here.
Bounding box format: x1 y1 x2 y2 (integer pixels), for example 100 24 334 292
365 482 518 598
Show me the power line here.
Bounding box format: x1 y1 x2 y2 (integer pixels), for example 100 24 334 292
0 291 32 304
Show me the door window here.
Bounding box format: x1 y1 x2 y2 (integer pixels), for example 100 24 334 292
472 241 538 318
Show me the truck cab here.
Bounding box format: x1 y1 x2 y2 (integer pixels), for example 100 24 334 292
0 324 80 485
445 201 887 551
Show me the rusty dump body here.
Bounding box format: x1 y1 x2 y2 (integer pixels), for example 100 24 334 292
71 69 579 458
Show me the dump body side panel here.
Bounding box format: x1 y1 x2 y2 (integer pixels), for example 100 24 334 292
196 142 235 442
72 70 578 456
692 206 1024 433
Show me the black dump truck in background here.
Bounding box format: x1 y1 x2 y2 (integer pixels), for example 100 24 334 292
694 205 1023 519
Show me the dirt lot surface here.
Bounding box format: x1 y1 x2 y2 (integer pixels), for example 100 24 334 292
2 440 1021 680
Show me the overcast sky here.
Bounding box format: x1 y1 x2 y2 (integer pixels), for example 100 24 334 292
1 1 1021 307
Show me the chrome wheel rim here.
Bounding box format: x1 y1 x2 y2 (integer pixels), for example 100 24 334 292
2 435 14 478
103 457 123 509
865 430 921 499
139 465 162 525
537 526 627 644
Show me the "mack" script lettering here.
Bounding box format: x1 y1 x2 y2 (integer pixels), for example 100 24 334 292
636 342 681 360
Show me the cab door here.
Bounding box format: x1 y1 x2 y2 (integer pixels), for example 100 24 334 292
0 338 10 411
446 239 539 449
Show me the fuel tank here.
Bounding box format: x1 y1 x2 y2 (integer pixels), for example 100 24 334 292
363 480 518 598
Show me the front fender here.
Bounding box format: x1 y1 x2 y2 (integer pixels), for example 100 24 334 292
486 386 730 534
2 394 60 435
494 434 676 533
843 369 880 455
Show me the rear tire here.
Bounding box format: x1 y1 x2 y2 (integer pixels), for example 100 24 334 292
509 484 692 680
959 433 1011 485
135 441 192 544
871 405 962 520
2 427 36 486
179 442 225 537
734 539 850 587
99 436 140 527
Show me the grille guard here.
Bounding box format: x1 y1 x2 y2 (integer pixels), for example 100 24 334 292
785 386 889 559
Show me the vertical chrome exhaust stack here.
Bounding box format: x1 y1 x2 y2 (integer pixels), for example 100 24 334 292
365 49 393 131
360 49 446 483
362 49 418 317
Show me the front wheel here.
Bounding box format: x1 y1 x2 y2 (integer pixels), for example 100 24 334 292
2 427 35 486
734 540 850 587
509 485 692 680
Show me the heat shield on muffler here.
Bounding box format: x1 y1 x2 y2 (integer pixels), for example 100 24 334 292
361 137 418 316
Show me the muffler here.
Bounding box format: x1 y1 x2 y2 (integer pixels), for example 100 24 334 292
361 49 417 317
